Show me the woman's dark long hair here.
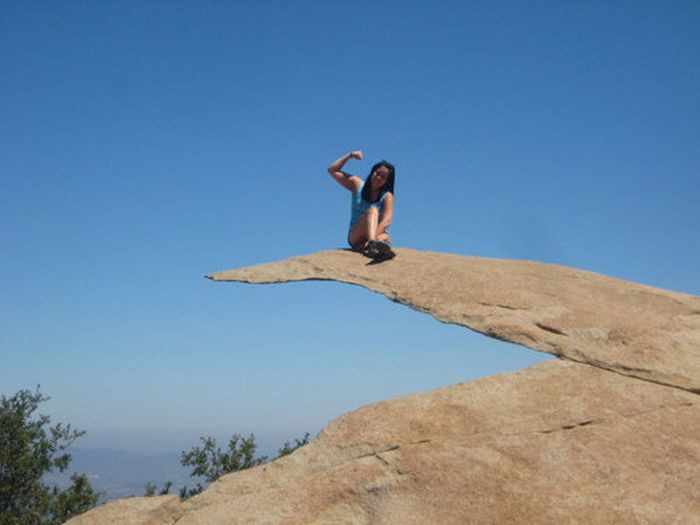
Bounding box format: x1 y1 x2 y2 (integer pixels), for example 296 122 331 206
361 160 395 203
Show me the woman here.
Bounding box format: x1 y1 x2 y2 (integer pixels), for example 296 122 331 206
327 150 396 259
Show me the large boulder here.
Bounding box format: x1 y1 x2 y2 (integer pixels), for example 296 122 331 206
68 249 700 524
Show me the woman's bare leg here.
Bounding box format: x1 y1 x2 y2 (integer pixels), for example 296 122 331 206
376 231 391 244
348 207 379 250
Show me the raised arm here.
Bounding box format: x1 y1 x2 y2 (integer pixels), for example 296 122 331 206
327 151 363 192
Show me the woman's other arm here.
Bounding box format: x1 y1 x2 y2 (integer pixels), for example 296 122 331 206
377 192 394 235
327 151 363 191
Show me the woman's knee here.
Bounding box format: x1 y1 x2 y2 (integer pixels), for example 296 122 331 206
348 231 366 249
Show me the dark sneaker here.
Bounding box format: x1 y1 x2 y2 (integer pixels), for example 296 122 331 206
363 241 379 258
367 240 395 260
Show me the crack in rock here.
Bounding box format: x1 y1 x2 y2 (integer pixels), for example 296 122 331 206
355 444 401 460
535 401 694 435
372 451 405 476
535 322 567 336
539 419 598 434
478 302 525 311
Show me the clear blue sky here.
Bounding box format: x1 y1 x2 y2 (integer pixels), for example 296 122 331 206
2 1 698 454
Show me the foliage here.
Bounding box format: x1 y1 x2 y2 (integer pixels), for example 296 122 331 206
146 431 311 499
0 387 101 525
277 432 310 458
49 474 101 524
144 481 172 497
178 434 267 498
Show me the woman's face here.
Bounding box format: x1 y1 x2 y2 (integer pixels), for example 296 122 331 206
371 166 391 189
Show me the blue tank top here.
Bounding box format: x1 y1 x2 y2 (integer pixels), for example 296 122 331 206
349 180 387 231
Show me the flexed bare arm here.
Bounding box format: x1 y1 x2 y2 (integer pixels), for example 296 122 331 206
327 151 363 192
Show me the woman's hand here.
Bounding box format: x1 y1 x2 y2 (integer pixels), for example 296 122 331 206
349 150 363 160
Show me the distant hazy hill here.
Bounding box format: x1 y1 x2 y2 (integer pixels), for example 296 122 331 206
45 448 194 500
